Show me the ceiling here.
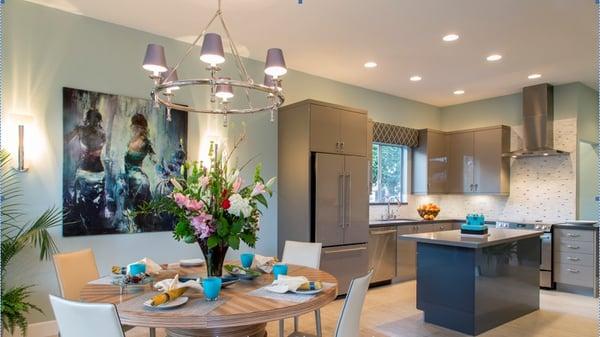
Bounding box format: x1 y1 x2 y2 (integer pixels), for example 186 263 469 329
26 0 597 107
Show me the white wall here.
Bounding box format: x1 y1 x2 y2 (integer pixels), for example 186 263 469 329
2 0 440 323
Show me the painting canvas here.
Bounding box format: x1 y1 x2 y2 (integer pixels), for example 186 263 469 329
63 87 188 236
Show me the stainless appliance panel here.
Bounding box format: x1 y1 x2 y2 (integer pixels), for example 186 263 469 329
396 225 418 281
540 232 552 271
314 153 345 246
368 228 397 283
343 156 369 245
321 243 368 294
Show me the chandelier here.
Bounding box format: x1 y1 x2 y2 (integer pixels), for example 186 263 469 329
141 0 286 126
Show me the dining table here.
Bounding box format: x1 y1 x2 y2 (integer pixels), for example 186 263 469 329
80 262 338 337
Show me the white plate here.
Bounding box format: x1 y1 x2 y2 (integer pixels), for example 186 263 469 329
291 288 323 295
144 296 189 309
179 258 204 267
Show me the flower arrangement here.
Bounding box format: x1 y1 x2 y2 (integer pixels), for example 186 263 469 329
142 134 274 276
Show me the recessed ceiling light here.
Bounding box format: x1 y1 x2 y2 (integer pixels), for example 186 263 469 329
410 75 422 82
486 54 502 62
443 34 460 42
453 90 465 95
364 61 377 68
528 73 542 79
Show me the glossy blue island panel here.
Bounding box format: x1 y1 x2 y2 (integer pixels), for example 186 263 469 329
416 236 540 335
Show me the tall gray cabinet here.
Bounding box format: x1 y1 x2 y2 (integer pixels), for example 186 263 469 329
278 100 369 294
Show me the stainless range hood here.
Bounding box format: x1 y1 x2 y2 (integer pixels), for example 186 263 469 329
503 83 569 158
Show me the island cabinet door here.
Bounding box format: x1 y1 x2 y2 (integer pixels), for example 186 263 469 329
396 225 418 281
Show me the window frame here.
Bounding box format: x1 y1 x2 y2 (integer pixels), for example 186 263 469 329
370 142 409 205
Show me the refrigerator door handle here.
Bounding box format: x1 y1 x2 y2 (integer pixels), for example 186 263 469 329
345 171 351 228
339 173 345 228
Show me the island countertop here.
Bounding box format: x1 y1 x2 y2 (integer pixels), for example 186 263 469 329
401 228 542 248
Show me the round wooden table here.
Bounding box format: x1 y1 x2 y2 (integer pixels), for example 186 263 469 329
81 263 338 337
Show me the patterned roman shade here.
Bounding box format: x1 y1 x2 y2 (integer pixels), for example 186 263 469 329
372 122 419 147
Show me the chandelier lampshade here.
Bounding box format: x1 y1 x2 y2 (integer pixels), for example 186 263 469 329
216 77 234 100
163 67 180 91
264 48 287 78
200 33 226 66
142 44 168 74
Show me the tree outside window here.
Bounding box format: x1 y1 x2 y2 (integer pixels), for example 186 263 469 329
370 143 408 203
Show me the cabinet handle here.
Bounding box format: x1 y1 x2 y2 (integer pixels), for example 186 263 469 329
335 142 340 152
567 233 580 238
340 141 345 152
469 184 473 192
474 184 478 191
324 246 367 254
370 230 397 235
567 268 580 273
567 257 580 261
345 172 351 228
339 173 345 228
567 245 580 249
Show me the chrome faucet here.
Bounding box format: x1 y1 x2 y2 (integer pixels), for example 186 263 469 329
386 196 401 220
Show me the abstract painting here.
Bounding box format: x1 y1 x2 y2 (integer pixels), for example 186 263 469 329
63 87 188 236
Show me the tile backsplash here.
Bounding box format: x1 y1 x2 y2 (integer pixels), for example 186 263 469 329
370 118 577 223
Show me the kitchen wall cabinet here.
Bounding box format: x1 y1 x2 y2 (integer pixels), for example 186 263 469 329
412 129 448 194
310 102 368 156
446 126 510 195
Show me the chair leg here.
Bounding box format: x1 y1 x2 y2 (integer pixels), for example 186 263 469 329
150 327 156 337
315 309 322 337
293 316 299 332
279 319 285 337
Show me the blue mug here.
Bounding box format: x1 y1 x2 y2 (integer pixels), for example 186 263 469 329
240 253 255 268
202 277 222 301
273 263 288 280
128 263 146 276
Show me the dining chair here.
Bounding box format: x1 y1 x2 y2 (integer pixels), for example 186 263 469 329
279 240 323 337
288 269 374 337
52 249 155 337
50 294 125 337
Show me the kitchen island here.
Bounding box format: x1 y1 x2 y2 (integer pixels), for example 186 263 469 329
402 228 542 335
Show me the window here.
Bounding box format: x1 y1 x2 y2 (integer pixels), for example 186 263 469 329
370 143 408 204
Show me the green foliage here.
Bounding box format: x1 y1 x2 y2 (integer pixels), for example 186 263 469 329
371 143 406 202
0 150 63 336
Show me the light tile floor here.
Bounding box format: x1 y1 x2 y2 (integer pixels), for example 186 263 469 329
125 281 597 337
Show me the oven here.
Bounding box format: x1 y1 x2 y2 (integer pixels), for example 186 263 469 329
495 221 554 288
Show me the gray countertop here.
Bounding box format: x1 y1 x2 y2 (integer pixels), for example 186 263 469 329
400 228 542 248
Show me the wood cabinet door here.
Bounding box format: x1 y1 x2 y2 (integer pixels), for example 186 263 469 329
447 131 474 193
310 104 340 154
339 110 367 156
473 128 502 193
427 131 448 193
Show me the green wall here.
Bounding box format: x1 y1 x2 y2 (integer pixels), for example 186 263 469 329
2 0 440 323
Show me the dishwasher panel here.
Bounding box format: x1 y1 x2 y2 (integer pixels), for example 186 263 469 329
368 228 397 283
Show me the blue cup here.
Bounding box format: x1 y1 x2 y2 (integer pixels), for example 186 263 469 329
240 253 255 268
128 263 146 276
202 277 222 301
273 263 288 280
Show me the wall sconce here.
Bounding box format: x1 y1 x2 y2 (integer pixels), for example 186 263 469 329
8 114 33 172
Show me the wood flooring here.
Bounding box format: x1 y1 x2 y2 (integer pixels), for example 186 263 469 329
123 280 598 337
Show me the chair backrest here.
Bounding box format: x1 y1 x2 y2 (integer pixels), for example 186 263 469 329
53 248 99 300
281 240 322 269
49 295 125 337
334 269 374 337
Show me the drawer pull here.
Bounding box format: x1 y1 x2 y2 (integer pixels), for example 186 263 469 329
567 268 580 274
567 245 580 249
567 257 580 261
324 247 367 254
370 230 397 235
567 233 580 238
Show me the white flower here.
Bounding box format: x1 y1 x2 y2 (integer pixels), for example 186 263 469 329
227 193 253 217
227 169 240 184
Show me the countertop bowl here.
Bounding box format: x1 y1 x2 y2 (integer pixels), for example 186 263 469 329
417 209 440 220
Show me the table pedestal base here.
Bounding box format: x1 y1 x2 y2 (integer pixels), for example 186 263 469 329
166 323 267 337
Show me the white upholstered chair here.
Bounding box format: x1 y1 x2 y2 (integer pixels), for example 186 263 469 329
50 295 125 337
288 269 374 337
279 240 323 337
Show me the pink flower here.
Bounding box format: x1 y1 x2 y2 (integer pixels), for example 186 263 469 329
251 182 266 197
232 176 243 193
191 214 214 239
185 199 204 212
173 193 190 208
200 176 210 188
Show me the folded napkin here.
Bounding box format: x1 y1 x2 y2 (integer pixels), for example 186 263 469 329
254 254 278 273
127 257 163 274
154 274 203 292
266 275 309 293
149 287 187 306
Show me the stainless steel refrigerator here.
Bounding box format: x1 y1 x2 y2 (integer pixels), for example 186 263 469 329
313 153 369 294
